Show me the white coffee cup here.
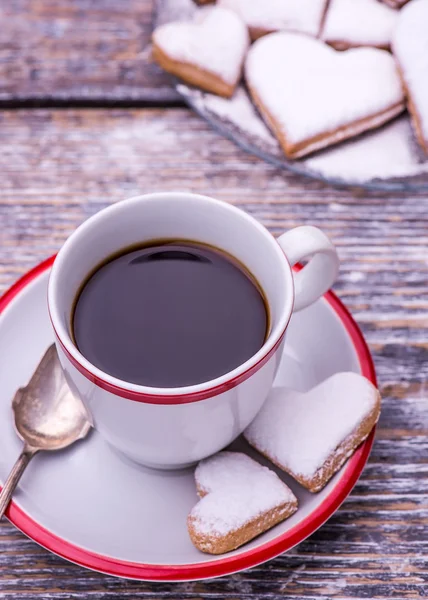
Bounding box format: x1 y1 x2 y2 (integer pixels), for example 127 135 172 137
48 192 339 469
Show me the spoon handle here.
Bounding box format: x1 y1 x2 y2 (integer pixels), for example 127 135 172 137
0 445 38 520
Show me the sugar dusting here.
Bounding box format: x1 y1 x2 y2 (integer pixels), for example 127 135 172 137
322 0 398 49
245 33 404 145
392 0 428 144
153 7 249 85
244 372 380 479
178 83 427 182
218 0 327 37
162 1 428 183
190 452 296 536
179 85 279 147
306 117 428 180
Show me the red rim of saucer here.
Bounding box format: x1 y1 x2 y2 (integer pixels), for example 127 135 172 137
0 256 377 582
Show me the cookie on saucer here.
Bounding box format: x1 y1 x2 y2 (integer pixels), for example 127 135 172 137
392 0 428 154
188 452 298 554
218 0 328 40
245 32 406 158
152 7 249 98
322 0 398 50
244 372 381 493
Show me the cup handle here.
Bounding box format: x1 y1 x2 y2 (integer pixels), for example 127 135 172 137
277 226 339 312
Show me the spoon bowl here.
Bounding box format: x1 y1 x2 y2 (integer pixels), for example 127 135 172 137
0 344 92 519
12 345 91 450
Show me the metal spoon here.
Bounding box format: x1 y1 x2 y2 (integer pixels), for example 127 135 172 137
0 344 91 519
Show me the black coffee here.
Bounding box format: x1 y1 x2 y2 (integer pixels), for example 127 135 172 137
72 241 268 387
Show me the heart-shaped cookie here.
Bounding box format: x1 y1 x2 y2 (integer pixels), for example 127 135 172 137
188 452 298 554
152 7 249 98
392 0 428 154
218 0 327 40
322 0 398 50
244 372 381 493
245 32 406 158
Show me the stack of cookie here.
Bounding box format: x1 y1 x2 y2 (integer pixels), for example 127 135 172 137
152 0 428 159
187 372 381 555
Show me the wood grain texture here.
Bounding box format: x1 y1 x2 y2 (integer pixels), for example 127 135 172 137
0 0 180 104
1 108 428 598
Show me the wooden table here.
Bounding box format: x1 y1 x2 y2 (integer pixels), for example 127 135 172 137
1 1 428 598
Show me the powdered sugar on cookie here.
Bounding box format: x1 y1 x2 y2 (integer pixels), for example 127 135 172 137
244 372 381 491
218 0 327 39
193 452 296 536
392 0 428 153
152 7 249 95
245 32 405 157
188 452 297 553
322 0 398 50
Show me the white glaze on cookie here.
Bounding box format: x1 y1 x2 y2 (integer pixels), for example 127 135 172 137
218 0 327 38
322 0 398 50
245 32 405 157
244 373 380 480
152 6 249 86
392 0 428 152
191 452 296 537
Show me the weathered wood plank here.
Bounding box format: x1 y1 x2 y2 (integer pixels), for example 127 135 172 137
0 0 179 104
1 108 428 598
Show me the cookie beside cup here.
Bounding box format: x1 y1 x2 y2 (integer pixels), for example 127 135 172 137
244 372 381 493
188 452 298 554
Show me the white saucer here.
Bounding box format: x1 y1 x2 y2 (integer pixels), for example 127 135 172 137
0 257 376 581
